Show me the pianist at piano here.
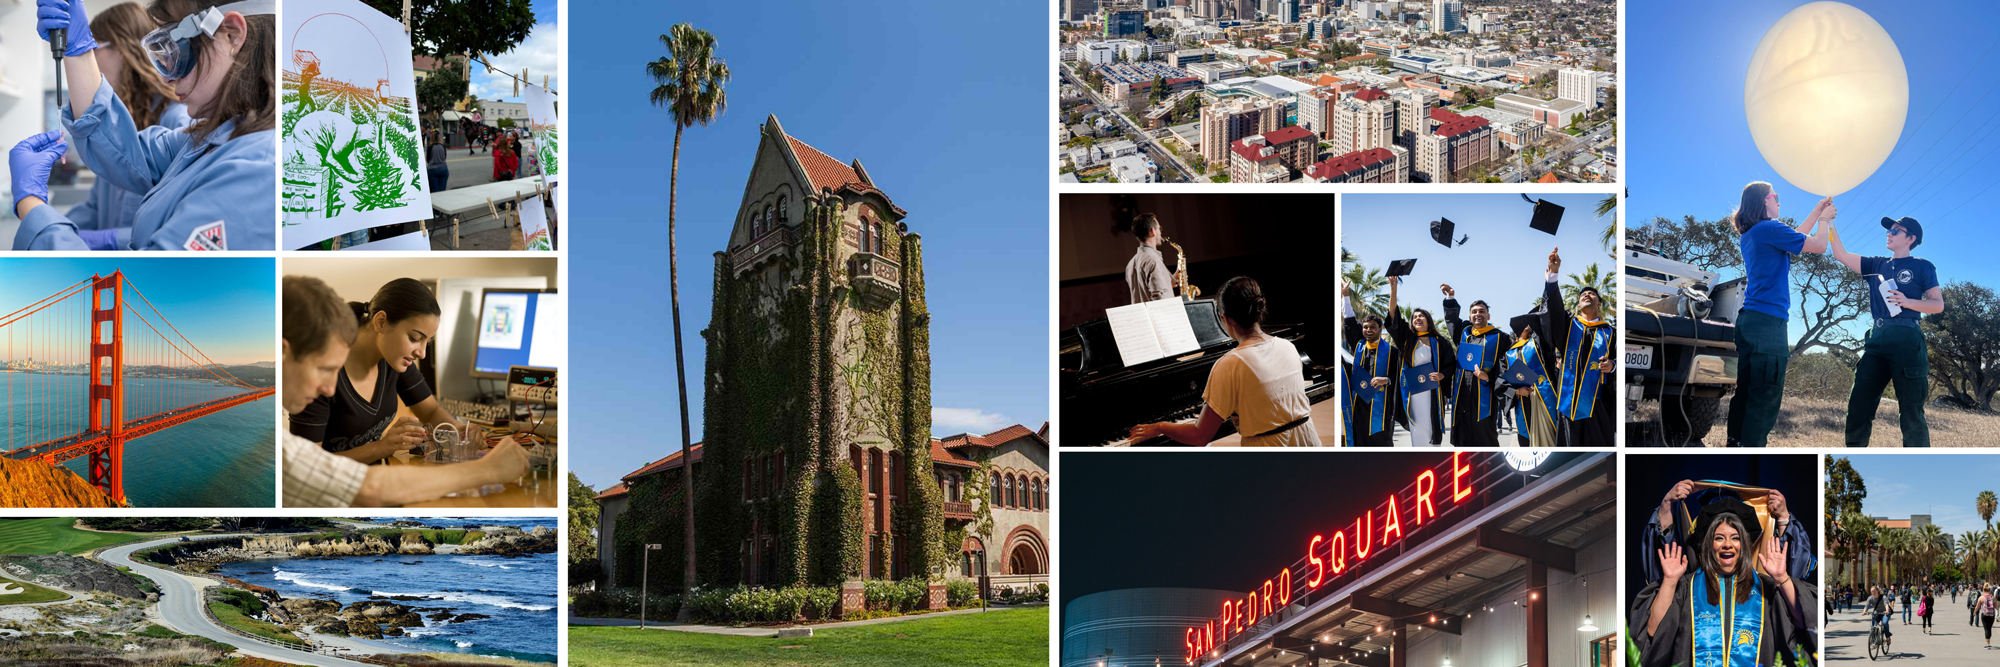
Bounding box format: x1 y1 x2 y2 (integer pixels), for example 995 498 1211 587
1126 277 1324 447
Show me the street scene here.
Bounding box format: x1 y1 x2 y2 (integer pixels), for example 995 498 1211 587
1058 0 1617 183
1826 455 2000 661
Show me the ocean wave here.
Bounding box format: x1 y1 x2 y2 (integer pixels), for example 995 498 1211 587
365 590 553 611
272 570 352 592
455 640 475 648
452 559 514 570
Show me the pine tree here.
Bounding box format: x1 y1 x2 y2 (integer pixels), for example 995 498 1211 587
351 142 406 211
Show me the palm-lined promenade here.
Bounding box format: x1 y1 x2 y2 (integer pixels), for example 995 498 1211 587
1826 456 2000 660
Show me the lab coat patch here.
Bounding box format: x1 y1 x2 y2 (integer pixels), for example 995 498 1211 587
184 221 226 251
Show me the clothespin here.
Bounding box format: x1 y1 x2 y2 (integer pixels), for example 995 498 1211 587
542 75 550 94
401 0 411 34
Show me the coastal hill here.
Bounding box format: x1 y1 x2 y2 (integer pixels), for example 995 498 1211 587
0 458 120 507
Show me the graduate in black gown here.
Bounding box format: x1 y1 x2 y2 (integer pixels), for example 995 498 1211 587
1384 276 1456 445
1342 284 1396 447
1540 247 1616 446
1629 495 1818 667
1441 284 1512 447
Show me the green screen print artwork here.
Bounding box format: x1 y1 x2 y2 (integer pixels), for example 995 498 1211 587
524 86 559 186
280 0 433 248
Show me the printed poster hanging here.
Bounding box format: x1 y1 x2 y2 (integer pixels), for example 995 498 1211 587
280 0 433 247
524 86 559 187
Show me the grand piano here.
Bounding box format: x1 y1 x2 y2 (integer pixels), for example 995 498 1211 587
1059 298 1337 446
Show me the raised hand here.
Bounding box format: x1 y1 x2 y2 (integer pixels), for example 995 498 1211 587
1429 372 1443 382
1547 247 1561 275
1660 542 1687 583
1342 282 1352 298
1662 479 1695 507
1758 534 1789 586
1768 489 1788 523
1440 284 1455 298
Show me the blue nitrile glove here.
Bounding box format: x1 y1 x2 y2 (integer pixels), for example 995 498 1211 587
77 228 119 250
36 0 97 58
10 131 65 209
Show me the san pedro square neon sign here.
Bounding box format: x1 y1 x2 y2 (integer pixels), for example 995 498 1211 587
1184 451 1490 665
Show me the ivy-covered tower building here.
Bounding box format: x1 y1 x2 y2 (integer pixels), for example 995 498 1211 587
697 115 943 591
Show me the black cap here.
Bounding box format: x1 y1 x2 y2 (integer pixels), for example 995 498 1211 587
1429 218 1456 248
1508 312 1539 337
1528 198 1565 235
1686 495 1764 556
1881 216 1923 248
1386 258 1417 277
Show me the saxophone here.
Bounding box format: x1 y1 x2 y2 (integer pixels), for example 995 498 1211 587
1164 237 1199 299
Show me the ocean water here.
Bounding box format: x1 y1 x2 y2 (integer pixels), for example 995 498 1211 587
0 374 278 508
216 544 558 663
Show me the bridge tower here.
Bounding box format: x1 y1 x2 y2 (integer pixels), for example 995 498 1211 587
86 272 124 504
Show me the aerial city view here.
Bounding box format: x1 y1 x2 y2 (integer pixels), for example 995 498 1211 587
1057 0 1617 183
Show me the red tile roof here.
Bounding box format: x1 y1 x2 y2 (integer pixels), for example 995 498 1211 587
1537 171 1561 183
786 136 866 193
595 483 628 501
1353 88 1388 102
1435 114 1492 138
1263 126 1314 144
1307 147 1397 180
930 439 978 467
622 443 705 482
1230 138 1279 163
937 424 1045 449
1429 107 1463 122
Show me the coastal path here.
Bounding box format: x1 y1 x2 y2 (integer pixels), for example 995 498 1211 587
101 535 377 667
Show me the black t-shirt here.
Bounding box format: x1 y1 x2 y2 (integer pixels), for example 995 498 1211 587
289 359 433 453
1862 255 1938 322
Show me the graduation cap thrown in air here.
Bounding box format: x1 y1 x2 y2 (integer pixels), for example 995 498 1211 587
1386 259 1417 277
1508 312 1540 338
1429 218 1456 248
1523 195 1565 235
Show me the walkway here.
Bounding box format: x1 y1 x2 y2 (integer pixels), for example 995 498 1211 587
1828 602 1999 661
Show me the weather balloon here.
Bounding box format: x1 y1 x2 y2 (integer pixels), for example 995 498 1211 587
1744 1 1907 197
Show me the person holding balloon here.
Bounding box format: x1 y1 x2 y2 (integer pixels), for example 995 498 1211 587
1725 183 1834 447
1826 217 1942 447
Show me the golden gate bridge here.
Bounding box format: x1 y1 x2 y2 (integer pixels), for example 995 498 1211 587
0 271 274 504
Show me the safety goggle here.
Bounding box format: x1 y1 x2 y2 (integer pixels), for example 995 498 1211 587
140 0 274 82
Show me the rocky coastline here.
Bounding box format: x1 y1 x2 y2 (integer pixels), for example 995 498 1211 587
162 526 556 573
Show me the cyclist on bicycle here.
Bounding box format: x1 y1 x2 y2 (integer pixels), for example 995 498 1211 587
1867 585 1893 649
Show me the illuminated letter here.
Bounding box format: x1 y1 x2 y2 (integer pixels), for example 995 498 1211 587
1308 535 1326 587
1260 580 1274 617
1186 629 1196 663
1383 494 1403 545
1452 451 1473 502
1206 620 1215 653
1278 567 1293 605
1355 511 1374 560
1220 601 1232 641
1331 530 1348 573
1416 470 1437 524
1245 591 1259 624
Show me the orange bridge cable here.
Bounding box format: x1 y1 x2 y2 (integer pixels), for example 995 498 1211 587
120 303 253 391
0 276 93 326
0 281 93 332
123 282 253 389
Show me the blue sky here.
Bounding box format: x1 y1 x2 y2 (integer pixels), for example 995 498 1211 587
465 0 559 104
565 2 1048 489
1630 0 1998 342
1834 454 2000 538
0 258 272 365
1342 192 1616 325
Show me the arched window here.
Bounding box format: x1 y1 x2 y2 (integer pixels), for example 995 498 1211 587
990 473 1000 506
1007 475 1019 508
777 194 789 225
1031 479 1042 511
859 215 873 253
764 207 774 234
1040 477 1048 510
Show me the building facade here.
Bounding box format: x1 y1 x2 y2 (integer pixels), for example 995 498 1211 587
1227 126 1313 183
1199 98 1283 168
1331 88 1396 156
1305 145 1409 183
1415 108 1497 182
1558 67 1599 106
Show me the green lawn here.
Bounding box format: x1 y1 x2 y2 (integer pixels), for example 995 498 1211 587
0 577 69 604
0 517 167 555
569 606 1048 667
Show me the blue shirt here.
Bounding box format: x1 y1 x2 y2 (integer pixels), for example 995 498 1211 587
1862 255 1938 322
30 100 195 251
18 77 275 250
1739 219 1808 320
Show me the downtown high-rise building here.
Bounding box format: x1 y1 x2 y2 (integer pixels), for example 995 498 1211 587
1331 89 1397 156
1200 98 1285 167
1429 0 1463 33
1558 68 1600 107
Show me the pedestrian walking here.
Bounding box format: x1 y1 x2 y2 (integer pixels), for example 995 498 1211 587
1921 588 1934 634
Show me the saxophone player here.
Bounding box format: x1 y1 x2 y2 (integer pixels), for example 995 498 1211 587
1126 213 1176 303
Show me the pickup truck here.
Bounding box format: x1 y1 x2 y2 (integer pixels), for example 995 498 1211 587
1624 246 1745 445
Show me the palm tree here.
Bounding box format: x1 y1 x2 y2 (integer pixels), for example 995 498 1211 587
647 22 729 621
1841 511 1877 587
1561 263 1618 313
1979 490 1997 529
1959 531 1983 583
1917 523 1947 583
1595 191 1620 257
1342 264 1389 318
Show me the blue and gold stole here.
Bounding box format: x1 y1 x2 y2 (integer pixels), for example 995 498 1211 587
1506 338 1556 431
1456 324 1499 421
1688 568 1763 667
1559 315 1614 420
1347 338 1393 446
1402 332 1441 424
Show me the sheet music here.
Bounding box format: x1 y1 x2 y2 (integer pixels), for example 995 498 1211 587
1106 302 1166 366
1145 297 1202 358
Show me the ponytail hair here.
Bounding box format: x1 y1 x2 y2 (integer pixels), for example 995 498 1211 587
1218 276 1267 332
354 278 440 326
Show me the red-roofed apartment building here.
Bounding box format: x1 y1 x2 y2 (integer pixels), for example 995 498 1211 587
593 423 1050 600
1228 126 1315 183
1304 145 1409 183
1414 107 1498 182
1200 98 1284 168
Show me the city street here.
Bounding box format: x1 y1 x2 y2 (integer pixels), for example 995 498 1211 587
1828 602 1999 661
1061 64 1196 181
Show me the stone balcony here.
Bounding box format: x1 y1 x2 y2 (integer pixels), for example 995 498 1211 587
848 251 901 308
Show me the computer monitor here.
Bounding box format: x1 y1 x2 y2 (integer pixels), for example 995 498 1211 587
471 287 564 379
